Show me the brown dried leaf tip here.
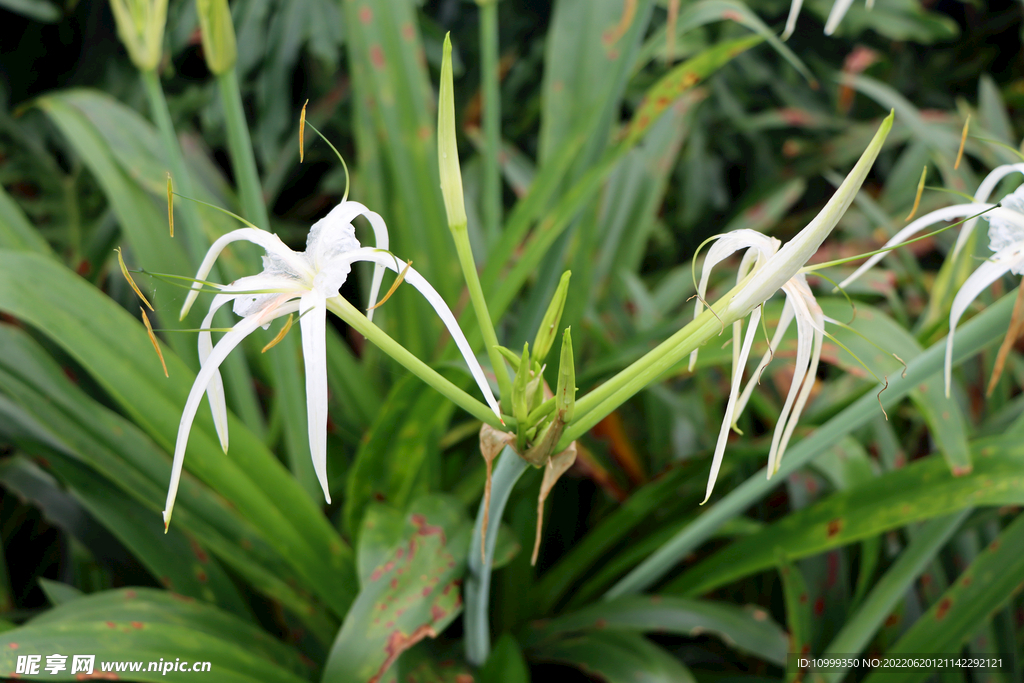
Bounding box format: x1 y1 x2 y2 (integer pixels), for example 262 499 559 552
478 423 514 563
533 441 577 566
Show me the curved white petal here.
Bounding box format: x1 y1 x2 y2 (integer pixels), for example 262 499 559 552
311 201 391 321
689 231 779 370
944 242 1024 396
163 299 300 529
180 228 309 319
773 315 824 472
823 0 855 35
704 306 762 504
299 290 331 503
197 275 304 452
782 0 804 40
838 203 991 290
733 299 796 424
767 285 816 477
953 164 1024 260
343 249 502 420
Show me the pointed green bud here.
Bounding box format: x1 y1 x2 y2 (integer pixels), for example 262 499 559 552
532 270 571 362
196 0 237 75
556 327 575 423
494 344 523 368
438 33 467 230
109 0 168 72
512 343 530 428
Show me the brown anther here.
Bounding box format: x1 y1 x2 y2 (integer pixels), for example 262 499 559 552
141 308 169 377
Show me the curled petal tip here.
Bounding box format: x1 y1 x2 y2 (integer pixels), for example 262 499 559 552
324 492 332 505
162 510 171 533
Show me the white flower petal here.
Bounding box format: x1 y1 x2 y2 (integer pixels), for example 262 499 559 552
773 313 824 472
346 249 503 420
690 231 779 370
945 242 1024 396
733 299 796 424
782 0 804 40
308 201 391 321
952 164 1024 259
838 203 991 290
767 282 816 477
163 299 300 528
704 306 762 504
299 289 331 504
180 228 309 319
824 0 855 35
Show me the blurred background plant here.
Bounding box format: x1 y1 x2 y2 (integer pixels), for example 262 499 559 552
1 0 1024 681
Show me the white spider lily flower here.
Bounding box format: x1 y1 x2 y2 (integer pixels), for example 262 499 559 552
782 0 871 40
163 201 502 528
691 231 827 503
837 163 1024 397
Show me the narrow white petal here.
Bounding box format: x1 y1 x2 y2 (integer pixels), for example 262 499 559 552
345 249 503 420
180 228 308 319
782 0 804 39
767 287 815 477
824 0 855 35
299 290 332 504
690 231 778 370
945 243 1024 396
838 204 990 290
774 322 824 470
704 307 762 504
163 300 299 528
733 300 795 424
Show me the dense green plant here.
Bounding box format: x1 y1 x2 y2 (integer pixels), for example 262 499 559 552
0 1 1022 682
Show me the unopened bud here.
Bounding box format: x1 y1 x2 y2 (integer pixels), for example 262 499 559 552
438 34 467 229
109 0 168 72
196 0 237 75
532 270 571 362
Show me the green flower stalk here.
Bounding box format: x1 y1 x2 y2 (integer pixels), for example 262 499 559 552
109 0 168 72
196 0 237 75
438 33 512 403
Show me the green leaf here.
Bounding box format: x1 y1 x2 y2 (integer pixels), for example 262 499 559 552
26 588 307 675
776 551 812 680
0 323 334 639
0 589 309 682
480 634 530 683
37 579 83 607
665 437 1024 596
323 495 472 683
525 595 788 666
0 252 356 617
0 0 60 22
861 513 1024 683
344 374 457 538
0 184 53 254
530 631 695 683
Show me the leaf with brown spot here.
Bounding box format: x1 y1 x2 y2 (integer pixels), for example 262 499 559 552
324 495 472 683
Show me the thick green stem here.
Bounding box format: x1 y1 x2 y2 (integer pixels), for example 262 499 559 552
479 0 501 246
603 291 1015 599
217 68 268 227
452 227 513 402
465 446 528 665
326 296 503 428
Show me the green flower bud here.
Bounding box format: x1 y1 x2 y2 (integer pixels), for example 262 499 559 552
109 0 168 72
532 270 571 363
196 0 237 75
438 33 467 229
556 327 575 423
